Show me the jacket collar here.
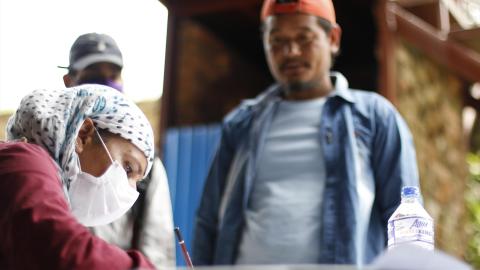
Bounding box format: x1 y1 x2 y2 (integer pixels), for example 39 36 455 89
329 71 354 103
244 71 355 109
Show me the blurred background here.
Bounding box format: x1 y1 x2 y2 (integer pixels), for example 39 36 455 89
1 0 480 268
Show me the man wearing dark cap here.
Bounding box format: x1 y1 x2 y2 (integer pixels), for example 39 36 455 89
61 33 176 268
193 0 420 266
62 33 124 91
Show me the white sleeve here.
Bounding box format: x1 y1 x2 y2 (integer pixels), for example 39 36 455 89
89 212 134 250
139 157 176 267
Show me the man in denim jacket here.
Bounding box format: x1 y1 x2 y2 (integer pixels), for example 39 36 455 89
193 0 420 266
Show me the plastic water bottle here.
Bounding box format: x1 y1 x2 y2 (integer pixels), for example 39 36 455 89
387 186 434 250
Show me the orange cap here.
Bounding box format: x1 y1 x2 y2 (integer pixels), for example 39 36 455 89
261 0 336 24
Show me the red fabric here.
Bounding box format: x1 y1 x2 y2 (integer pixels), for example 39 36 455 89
0 142 155 270
261 0 336 24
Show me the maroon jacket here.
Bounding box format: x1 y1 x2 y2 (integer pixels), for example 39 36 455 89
0 142 155 270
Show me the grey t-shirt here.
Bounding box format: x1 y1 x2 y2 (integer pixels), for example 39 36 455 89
236 97 327 265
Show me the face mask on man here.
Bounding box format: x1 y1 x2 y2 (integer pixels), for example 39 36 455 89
68 129 138 227
78 77 123 92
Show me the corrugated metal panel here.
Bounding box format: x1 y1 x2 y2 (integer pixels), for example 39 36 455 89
163 124 221 266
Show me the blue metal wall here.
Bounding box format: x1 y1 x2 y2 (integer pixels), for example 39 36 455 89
163 124 221 266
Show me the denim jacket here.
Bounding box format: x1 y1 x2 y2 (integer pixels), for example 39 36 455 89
192 72 420 266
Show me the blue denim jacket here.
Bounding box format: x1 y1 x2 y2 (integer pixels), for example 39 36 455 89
192 72 420 266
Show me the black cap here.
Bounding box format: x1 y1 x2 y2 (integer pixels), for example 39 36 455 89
61 33 123 72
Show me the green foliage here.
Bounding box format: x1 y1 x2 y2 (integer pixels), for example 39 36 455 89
465 153 480 269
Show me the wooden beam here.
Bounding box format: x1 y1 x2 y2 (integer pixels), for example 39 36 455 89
394 0 438 8
387 2 480 83
159 13 180 152
158 0 168 8
438 0 450 32
174 0 261 17
449 28 480 45
376 0 398 104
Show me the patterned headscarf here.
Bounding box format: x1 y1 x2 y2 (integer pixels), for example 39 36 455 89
6 84 154 188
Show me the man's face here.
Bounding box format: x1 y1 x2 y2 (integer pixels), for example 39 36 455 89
64 62 123 89
263 14 341 92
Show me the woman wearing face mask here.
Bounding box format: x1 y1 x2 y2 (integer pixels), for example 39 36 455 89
0 85 156 269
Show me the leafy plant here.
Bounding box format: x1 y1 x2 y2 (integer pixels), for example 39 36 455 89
465 153 480 269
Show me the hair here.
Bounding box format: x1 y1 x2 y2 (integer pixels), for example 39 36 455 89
68 69 77 76
92 127 115 145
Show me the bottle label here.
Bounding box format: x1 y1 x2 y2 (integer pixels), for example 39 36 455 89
388 216 434 248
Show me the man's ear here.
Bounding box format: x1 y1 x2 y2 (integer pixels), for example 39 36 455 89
75 118 96 154
329 24 342 56
63 74 73 87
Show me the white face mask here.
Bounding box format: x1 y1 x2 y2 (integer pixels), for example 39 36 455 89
68 129 139 227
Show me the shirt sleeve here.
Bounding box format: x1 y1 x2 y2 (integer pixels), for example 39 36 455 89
139 157 176 267
0 142 155 270
370 96 420 223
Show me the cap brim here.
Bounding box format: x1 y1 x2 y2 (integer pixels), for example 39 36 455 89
71 54 123 71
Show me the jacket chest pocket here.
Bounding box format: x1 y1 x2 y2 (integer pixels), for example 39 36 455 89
353 121 373 160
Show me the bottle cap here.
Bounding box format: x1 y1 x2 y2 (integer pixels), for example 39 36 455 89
401 186 419 198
